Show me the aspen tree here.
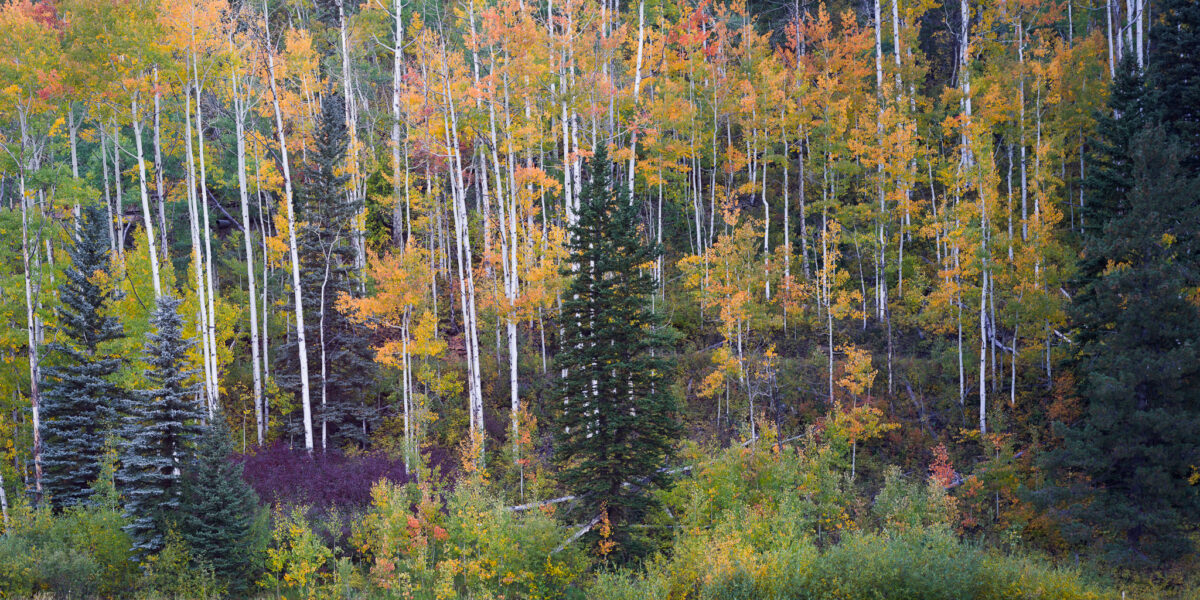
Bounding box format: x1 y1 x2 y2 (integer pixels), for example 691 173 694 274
262 0 314 452
230 34 264 444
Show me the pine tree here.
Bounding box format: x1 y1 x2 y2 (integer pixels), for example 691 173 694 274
1053 125 1200 567
119 293 204 558
275 92 375 450
179 416 260 592
552 143 680 560
40 204 126 509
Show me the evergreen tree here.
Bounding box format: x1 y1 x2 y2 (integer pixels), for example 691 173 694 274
1148 0 1200 174
179 416 260 592
552 143 681 560
40 204 125 509
275 92 375 450
119 293 205 558
1079 57 1147 251
1052 125 1200 567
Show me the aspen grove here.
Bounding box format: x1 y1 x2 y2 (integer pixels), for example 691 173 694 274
0 0 1196 597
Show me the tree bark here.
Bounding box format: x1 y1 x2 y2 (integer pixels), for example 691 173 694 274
264 0 314 452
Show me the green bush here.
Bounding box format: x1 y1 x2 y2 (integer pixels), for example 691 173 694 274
589 442 1111 600
0 499 137 599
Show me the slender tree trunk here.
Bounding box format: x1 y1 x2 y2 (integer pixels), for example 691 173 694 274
392 0 406 246
264 1 314 452
191 57 222 410
319 253 333 453
337 0 366 279
112 122 126 257
68 108 81 221
626 0 645 199
441 50 484 456
232 66 264 445
1106 0 1116 77
130 95 163 299
18 173 42 503
99 126 117 254
153 66 168 257
185 89 217 418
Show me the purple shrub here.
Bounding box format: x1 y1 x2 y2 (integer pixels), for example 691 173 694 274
237 444 413 511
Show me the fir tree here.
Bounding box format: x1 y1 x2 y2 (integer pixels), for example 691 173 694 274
179 417 261 592
1052 126 1200 567
552 143 680 560
40 204 125 509
119 293 205 558
275 92 376 450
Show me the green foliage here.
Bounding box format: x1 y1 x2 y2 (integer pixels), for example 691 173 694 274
0 492 137 599
871 466 957 533
553 143 682 560
440 479 590 599
260 507 336 599
135 530 223 600
592 442 1109 600
352 477 588 600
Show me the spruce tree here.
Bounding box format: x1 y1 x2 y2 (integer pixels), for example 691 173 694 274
275 92 376 450
552 143 680 560
40 204 125 509
119 293 205 558
1148 0 1200 174
180 417 260 591
1052 125 1200 566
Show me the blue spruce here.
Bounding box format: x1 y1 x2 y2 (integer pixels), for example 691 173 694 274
40 204 125 509
119 293 204 558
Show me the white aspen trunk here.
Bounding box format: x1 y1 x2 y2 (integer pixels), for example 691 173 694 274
112 122 126 257
441 56 484 455
264 1 314 452
254 146 272 431
782 119 790 290
821 166 834 402
185 90 216 418
130 95 163 299
319 254 332 453
956 239 965 403
18 172 43 502
68 108 80 221
153 66 168 255
0 469 8 526
1106 0 1116 77
498 74 523 470
874 0 887 321
800 129 809 279
762 156 770 300
980 249 988 434
892 0 902 89
337 0 366 278
392 0 405 246
99 127 117 254
193 74 221 410
626 0 645 199
1135 0 1144 70
401 312 412 472
1018 16 1028 242
232 66 264 445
